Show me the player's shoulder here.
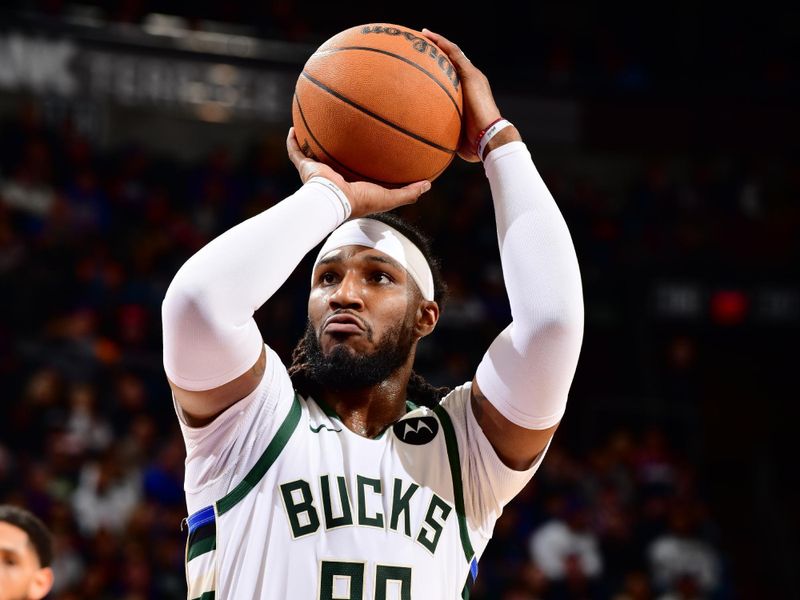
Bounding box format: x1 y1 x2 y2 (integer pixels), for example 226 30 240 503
390 403 438 446
390 382 472 445
436 381 473 419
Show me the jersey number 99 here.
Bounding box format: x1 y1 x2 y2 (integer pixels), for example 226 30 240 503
320 560 411 600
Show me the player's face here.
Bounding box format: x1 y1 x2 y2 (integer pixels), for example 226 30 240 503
308 245 419 358
0 522 53 600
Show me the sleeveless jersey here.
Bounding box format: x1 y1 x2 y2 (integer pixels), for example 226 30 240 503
176 346 547 599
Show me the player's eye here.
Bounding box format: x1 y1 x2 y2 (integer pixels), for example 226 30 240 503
319 272 338 285
371 272 393 284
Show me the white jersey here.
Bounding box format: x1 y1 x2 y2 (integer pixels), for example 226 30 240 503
176 346 547 599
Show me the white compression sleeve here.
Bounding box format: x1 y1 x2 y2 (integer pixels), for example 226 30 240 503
162 177 351 391
475 142 584 429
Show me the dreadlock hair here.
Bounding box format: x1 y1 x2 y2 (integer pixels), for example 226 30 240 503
0 504 53 567
288 211 449 408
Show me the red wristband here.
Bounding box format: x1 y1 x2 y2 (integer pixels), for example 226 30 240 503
474 118 504 156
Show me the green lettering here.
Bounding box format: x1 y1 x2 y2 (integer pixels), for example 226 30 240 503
416 494 451 553
356 475 384 528
280 480 319 538
389 479 419 537
320 475 353 529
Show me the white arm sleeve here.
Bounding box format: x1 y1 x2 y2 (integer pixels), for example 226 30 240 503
475 142 584 429
162 177 350 391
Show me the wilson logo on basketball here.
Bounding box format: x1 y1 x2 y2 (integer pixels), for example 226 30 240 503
360 25 460 91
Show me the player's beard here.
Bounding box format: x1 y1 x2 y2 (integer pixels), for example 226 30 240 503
303 316 416 390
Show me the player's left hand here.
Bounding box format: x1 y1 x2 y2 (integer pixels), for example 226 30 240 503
286 128 431 218
421 29 501 163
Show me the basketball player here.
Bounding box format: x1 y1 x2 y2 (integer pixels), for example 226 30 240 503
0 505 54 600
163 29 583 599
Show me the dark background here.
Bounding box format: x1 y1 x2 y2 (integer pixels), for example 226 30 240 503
0 2 797 599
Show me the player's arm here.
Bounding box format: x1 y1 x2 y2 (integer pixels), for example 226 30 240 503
424 30 584 471
162 132 431 426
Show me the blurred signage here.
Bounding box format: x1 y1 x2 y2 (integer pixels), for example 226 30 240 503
652 281 799 326
0 34 78 94
654 282 703 319
0 29 298 122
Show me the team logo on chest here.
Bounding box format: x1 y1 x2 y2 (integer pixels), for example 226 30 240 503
394 416 439 445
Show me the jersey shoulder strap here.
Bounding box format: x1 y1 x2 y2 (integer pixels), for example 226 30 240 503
217 392 303 515
431 403 478 596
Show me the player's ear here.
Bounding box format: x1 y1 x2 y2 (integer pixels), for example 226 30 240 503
414 300 439 338
28 566 54 600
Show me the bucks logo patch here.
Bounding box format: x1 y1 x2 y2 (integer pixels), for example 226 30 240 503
394 416 439 445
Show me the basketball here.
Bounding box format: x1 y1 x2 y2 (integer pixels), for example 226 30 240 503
292 24 463 186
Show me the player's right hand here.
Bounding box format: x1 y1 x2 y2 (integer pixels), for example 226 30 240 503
286 128 431 218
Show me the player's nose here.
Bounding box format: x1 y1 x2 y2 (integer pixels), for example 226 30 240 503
329 271 364 310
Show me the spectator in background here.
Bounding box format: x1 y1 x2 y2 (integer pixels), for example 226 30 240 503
648 501 721 599
529 494 604 597
612 570 653 600
63 381 113 455
0 504 54 600
47 525 84 598
71 449 141 536
142 434 185 508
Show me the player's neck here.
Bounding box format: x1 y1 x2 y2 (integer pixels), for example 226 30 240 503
320 363 412 439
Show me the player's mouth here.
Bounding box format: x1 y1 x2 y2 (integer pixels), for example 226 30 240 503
323 312 366 335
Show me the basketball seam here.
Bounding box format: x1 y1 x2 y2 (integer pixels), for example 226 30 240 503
313 45 463 121
300 71 457 155
430 153 455 180
294 93 407 186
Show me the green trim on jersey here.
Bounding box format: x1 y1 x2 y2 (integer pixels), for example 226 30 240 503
432 404 475 563
185 504 217 569
191 592 215 600
216 393 302 515
186 534 216 561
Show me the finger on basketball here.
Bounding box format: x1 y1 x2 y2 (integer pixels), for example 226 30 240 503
421 29 469 68
286 127 304 168
385 181 429 209
347 180 427 218
383 180 429 206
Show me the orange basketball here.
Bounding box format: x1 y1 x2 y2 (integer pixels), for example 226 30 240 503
292 23 463 186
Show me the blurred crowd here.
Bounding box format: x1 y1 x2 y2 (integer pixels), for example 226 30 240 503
1 60 796 595
474 429 726 600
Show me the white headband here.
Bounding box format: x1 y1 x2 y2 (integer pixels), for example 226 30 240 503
312 218 435 301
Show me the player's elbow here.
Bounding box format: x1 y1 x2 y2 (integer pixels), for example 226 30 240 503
519 299 584 341
511 310 584 362
162 275 217 334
